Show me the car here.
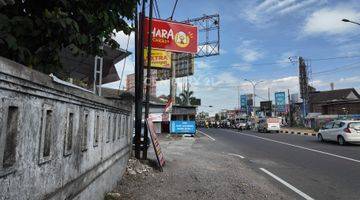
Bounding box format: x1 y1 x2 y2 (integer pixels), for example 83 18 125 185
317 120 360 145
257 117 281 133
236 119 249 130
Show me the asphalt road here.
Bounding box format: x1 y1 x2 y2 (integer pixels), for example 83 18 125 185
199 128 360 200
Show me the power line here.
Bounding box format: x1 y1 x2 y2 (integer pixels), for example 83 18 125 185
240 55 360 67
312 61 360 75
169 0 178 20
154 0 161 19
310 55 360 61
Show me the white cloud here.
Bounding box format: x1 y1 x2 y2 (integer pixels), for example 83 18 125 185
231 63 252 71
242 0 325 25
236 40 264 62
303 5 360 36
113 31 135 52
279 0 319 15
195 59 214 69
103 31 135 90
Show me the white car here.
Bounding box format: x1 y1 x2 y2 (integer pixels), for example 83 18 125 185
317 120 360 145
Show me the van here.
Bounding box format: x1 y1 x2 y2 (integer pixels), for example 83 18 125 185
257 117 281 133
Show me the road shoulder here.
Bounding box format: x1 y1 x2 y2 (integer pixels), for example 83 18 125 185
111 134 293 200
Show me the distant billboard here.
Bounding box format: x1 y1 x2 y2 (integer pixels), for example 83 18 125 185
144 49 171 69
156 53 194 80
260 101 272 117
240 95 247 111
275 92 286 113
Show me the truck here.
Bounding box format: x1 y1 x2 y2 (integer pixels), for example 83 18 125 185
257 117 281 133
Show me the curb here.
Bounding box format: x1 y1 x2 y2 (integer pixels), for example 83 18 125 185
279 129 317 137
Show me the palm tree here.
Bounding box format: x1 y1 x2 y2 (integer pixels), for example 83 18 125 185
179 90 194 106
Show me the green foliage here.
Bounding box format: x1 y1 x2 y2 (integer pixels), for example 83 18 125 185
0 0 137 73
179 90 194 106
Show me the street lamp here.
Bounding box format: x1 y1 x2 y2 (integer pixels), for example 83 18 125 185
243 78 264 117
342 18 360 26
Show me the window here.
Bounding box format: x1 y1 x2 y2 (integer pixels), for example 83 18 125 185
81 111 89 151
124 115 128 137
106 114 111 143
63 111 74 156
333 121 346 129
0 105 19 176
121 115 126 137
39 104 53 164
112 115 117 142
324 122 334 130
117 115 122 140
94 113 100 147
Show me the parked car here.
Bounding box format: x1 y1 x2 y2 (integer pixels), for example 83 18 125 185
257 117 281 133
236 119 249 130
317 120 360 145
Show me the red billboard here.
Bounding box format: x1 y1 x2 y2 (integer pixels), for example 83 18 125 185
144 18 198 53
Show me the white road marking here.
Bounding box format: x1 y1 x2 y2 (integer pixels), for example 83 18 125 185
236 131 360 164
197 130 216 141
227 153 245 159
260 168 314 200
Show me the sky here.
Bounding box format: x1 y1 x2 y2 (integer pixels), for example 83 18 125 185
104 0 360 116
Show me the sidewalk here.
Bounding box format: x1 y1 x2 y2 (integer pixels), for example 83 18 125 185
109 134 291 200
280 127 317 137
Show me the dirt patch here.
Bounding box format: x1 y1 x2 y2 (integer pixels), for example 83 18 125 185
111 135 291 200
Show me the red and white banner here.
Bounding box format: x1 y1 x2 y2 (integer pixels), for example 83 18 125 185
144 18 198 53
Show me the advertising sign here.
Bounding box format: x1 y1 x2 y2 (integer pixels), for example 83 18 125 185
144 49 171 69
144 18 198 53
170 121 196 134
275 92 286 113
260 101 272 117
156 52 194 80
240 95 247 111
146 118 165 170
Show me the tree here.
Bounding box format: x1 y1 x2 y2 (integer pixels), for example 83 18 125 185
215 113 220 121
179 89 194 106
0 0 137 74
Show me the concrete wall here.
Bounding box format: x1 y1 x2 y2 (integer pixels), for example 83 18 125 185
0 57 134 200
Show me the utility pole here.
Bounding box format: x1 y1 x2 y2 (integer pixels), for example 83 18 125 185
287 89 292 127
243 79 263 117
268 88 270 101
143 0 154 160
170 54 176 104
134 3 142 159
237 86 240 112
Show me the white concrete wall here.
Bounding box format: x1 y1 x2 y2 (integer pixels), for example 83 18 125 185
0 57 134 200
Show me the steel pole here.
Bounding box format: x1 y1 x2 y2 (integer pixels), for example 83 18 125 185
134 5 141 159
143 0 153 160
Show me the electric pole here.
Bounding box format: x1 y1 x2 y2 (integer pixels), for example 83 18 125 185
243 79 264 117
287 89 292 127
143 0 154 159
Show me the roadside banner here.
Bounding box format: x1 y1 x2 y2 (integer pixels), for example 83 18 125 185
170 121 196 134
146 118 165 171
144 49 171 69
240 95 247 111
144 18 198 53
275 92 286 113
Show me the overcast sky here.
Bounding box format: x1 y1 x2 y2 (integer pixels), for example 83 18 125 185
104 0 360 116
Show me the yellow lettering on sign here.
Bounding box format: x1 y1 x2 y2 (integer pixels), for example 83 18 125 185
144 49 171 69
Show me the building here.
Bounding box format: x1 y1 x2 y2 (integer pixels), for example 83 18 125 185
308 88 360 115
126 69 157 97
